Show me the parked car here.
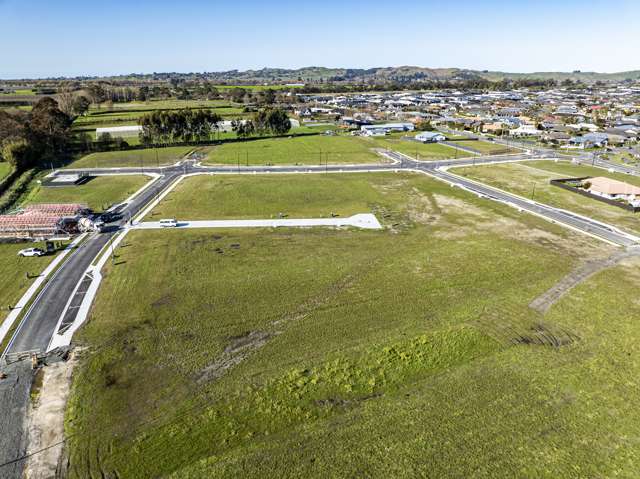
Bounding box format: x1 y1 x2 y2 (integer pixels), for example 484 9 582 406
100 212 123 223
159 218 178 228
18 248 45 257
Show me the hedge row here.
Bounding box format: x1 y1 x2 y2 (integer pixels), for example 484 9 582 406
0 168 38 213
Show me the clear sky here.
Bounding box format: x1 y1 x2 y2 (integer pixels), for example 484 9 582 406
1 0 638 78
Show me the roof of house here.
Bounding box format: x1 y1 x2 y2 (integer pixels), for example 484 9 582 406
415 131 444 138
587 177 640 196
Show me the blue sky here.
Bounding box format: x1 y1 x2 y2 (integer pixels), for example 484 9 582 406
1 0 638 78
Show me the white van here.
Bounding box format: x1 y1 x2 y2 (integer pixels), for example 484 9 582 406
159 218 178 228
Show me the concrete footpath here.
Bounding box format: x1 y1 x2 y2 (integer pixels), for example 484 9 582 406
133 213 383 230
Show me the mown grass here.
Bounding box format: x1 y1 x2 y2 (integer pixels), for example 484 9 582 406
23 175 149 211
456 160 640 235
66 146 193 169
64 171 629 478
0 241 65 325
204 135 383 166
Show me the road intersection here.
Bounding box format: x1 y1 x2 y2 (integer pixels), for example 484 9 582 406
4 148 639 362
2 146 640 477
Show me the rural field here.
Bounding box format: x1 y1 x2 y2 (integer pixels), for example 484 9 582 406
61 171 640 478
66 147 193 169
456 160 640 235
203 135 384 166
23 175 149 211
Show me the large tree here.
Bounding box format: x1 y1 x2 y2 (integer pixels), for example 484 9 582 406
29 97 73 155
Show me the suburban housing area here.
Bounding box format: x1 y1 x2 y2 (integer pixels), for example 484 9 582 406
2 1 640 477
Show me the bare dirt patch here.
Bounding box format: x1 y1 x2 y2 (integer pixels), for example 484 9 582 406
24 352 79 479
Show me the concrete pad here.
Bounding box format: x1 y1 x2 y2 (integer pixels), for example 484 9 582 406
134 213 383 230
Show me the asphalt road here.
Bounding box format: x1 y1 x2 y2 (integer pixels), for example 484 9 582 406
1 151 638 477
2 171 181 359
383 151 639 247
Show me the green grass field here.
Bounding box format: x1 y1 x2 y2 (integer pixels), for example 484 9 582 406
455 139 520 155
0 162 12 180
149 174 390 220
66 146 193 169
62 170 640 478
456 160 640 235
23 175 149 211
367 134 457 160
204 135 384 165
0 241 64 327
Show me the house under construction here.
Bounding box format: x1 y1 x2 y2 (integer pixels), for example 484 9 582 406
0 203 89 239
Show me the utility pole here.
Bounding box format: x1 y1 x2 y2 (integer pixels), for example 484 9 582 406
531 183 536 200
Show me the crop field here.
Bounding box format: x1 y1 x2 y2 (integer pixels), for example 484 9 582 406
66 146 193 169
60 171 640 478
23 175 149 211
204 135 384 165
456 160 640 235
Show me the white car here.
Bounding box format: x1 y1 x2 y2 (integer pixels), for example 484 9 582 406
18 248 45 257
159 218 178 228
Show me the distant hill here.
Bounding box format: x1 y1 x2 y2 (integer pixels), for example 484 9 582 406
5 66 640 84
185 66 640 84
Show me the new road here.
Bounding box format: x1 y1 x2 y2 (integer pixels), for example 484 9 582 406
5 150 639 360
1 150 639 478
1 170 181 361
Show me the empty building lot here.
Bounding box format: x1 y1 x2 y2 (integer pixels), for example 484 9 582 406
456 160 640 235
60 171 640 479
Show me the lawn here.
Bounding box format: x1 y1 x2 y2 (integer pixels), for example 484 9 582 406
66 146 193 169
204 135 384 166
456 160 640 235
148 174 390 220
62 170 640 478
0 241 66 327
23 175 149 211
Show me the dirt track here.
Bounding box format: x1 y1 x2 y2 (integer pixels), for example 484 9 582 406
530 248 640 314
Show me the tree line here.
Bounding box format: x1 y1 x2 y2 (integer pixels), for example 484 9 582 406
138 107 291 145
138 109 223 145
0 97 73 171
231 108 291 139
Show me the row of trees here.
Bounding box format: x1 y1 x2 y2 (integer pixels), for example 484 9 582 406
138 107 292 145
138 109 223 145
232 108 291 139
0 97 73 171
